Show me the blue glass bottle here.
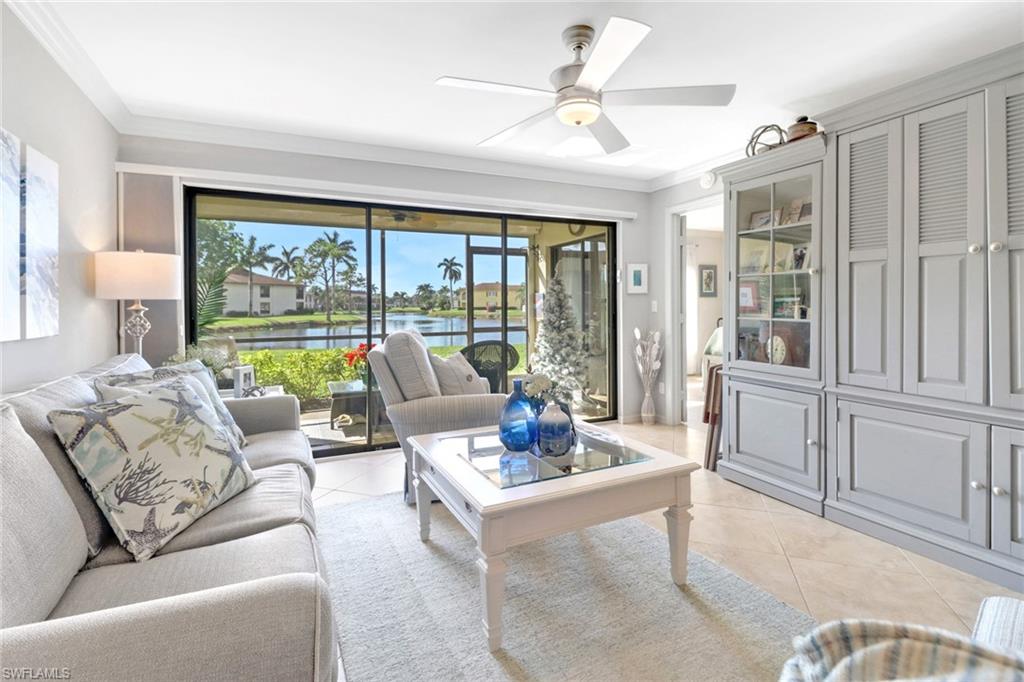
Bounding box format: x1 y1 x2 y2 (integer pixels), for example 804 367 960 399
498 379 538 452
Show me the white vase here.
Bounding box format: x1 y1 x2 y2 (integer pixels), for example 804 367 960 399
641 390 656 425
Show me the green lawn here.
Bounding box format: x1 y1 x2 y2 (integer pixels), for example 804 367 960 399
208 312 363 331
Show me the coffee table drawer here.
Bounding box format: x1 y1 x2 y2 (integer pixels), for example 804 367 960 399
418 458 481 535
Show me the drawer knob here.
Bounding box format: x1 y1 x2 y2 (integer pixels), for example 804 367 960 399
992 486 1008 497
990 241 1005 253
429 465 435 474
968 243 982 254
806 439 817 447
808 267 820 275
464 501 473 512
969 480 986 491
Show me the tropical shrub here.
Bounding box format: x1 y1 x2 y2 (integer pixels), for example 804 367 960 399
244 349 361 404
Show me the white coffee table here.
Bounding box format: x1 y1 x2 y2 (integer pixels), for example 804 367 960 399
408 424 699 652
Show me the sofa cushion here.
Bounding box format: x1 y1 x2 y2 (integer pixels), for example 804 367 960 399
429 352 488 395
99 360 246 448
48 384 256 561
2 375 112 555
76 353 152 380
242 429 316 487
49 523 322 619
382 331 441 401
0 405 89 627
85 463 314 569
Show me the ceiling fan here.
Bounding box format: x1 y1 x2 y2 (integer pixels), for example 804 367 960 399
436 17 736 155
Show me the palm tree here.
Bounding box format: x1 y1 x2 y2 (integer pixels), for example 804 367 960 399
415 283 436 312
238 236 275 316
308 231 357 319
271 246 302 281
437 257 463 310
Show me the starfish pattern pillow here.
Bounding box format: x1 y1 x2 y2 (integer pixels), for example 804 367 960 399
98 360 247 448
47 382 256 561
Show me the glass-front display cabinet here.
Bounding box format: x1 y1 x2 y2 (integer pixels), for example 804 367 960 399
730 164 820 379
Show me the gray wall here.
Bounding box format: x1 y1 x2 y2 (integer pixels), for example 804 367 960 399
0 6 119 393
117 137 655 419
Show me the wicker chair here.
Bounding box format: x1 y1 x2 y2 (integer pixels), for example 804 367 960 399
459 341 520 393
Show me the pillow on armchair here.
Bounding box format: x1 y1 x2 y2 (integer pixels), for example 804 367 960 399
429 353 488 395
381 331 441 400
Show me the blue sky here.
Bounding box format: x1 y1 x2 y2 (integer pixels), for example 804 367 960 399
233 221 510 295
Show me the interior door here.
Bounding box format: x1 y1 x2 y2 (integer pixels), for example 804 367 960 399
992 427 1024 559
838 119 903 391
987 76 1024 411
903 93 987 404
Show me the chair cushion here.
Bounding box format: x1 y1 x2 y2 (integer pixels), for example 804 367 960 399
429 353 488 395
50 523 321 619
48 383 256 561
242 430 316 487
381 331 440 401
84 463 314 569
0 405 89 627
2 375 113 555
98 360 246 448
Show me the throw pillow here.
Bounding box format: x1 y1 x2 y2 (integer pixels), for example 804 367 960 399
96 374 214 418
47 383 256 561
98 360 246 448
429 353 488 395
381 331 441 400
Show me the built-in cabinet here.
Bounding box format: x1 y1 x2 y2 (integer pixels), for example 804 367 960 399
718 63 1024 589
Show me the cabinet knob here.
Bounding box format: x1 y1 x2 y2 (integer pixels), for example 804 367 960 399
990 241 1005 253
808 267 820 275
992 486 1008 497
968 243 982 254
969 480 986 490
806 439 817 447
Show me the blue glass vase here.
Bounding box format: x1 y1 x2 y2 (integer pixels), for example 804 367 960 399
537 401 575 457
499 378 538 452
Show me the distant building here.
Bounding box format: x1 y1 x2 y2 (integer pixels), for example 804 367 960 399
224 268 304 316
459 282 524 311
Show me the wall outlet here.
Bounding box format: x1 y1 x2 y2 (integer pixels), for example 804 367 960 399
658 381 665 395
650 299 658 313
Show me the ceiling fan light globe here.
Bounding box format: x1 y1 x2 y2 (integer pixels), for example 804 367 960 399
555 97 602 127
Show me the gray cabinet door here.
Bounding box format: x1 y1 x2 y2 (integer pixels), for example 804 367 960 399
728 381 820 492
838 119 903 391
992 427 1024 559
903 93 987 404
837 401 988 546
987 76 1024 411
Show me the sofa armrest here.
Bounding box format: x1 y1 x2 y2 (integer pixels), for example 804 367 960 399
0 574 338 682
386 393 506 436
224 395 301 435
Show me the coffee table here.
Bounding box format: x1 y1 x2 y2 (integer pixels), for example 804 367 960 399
408 424 699 651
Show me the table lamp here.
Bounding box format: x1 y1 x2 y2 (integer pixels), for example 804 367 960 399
95 249 182 355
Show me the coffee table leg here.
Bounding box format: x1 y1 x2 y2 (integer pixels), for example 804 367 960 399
476 549 507 652
664 505 692 586
414 475 431 541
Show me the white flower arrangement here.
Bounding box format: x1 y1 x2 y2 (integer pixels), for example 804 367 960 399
524 374 553 400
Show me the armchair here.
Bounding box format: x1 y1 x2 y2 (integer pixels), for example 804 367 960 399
367 342 505 503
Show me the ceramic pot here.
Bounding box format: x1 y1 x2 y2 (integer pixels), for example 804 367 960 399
537 401 574 457
499 378 538 452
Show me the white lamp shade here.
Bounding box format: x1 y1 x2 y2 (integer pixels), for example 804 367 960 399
94 251 182 300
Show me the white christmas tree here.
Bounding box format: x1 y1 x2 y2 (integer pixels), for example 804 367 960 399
533 268 587 404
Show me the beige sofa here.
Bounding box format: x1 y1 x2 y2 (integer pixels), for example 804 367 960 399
0 354 337 682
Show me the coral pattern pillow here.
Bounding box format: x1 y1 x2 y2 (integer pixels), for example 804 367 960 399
98 360 246 448
48 383 256 561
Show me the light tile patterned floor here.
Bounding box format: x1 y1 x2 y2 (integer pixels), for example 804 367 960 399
314 421 1022 635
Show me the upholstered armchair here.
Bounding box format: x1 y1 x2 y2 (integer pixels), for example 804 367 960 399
367 332 506 503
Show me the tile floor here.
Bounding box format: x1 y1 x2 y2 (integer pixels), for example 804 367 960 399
313 419 1022 635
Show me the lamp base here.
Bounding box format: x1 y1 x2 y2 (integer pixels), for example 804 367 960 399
124 300 150 356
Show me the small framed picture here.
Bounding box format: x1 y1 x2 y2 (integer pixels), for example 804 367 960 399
738 281 761 314
232 365 255 399
748 210 772 229
798 201 813 221
626 263 648 294
698 264 717 297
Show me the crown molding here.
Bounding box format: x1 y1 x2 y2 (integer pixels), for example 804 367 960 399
648 148 745 192
712 132 826 181
4 0 131 129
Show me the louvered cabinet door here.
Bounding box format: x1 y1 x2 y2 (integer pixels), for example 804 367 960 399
838 120 903 391
987 76 1024 411
904 93 987 404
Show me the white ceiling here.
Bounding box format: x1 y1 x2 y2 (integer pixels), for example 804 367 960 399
28 1 1024 186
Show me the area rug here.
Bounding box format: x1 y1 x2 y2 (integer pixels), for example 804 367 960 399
317 494 814 681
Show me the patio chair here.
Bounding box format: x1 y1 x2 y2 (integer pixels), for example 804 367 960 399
459 340 520 393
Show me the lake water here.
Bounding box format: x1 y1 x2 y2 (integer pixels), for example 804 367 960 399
228 312 527 350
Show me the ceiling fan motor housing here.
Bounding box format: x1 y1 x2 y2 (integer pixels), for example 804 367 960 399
550 53 601 127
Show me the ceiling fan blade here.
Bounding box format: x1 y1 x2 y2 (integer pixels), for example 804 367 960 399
436 76 554 98
576 17 652 92
603 84 737 107
478 108 553 147
588 114 630 154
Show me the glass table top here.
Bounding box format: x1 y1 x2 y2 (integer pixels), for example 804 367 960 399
438 426 652 489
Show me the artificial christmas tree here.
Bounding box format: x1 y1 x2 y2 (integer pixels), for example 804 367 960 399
532 268 587 404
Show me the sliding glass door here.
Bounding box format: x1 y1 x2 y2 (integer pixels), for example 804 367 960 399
186 188 616 456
